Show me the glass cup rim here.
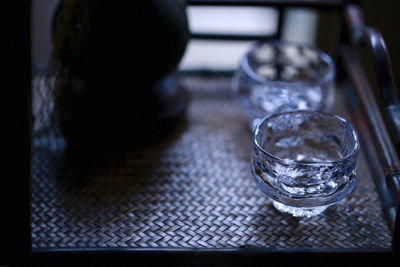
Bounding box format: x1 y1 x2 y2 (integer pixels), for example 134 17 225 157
241 39 336 88
253 110 360 166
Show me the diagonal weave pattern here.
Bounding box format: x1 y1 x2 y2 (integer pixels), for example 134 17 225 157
31 75 392 249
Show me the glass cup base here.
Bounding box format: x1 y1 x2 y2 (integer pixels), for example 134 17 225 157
272 200 330 218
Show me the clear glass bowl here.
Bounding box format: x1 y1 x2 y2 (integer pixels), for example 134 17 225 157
232 40 336 131
251 111 359 217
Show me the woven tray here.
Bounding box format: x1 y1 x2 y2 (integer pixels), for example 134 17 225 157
31 75 392 249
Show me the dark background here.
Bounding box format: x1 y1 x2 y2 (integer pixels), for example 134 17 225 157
364 0 400 95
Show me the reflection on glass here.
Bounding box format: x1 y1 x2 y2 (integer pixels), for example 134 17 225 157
232 40 335 131
251 111 359 217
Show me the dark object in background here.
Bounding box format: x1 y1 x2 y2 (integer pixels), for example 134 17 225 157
1 1 32 265
363 0 400 97
48 0 190 166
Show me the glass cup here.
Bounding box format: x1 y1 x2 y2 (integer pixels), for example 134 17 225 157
251 111 359 217
232 40 335 131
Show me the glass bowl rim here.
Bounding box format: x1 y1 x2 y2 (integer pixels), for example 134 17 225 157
253 110 360 166
240 39 336 88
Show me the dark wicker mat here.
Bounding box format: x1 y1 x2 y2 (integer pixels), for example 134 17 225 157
31 75 392 249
